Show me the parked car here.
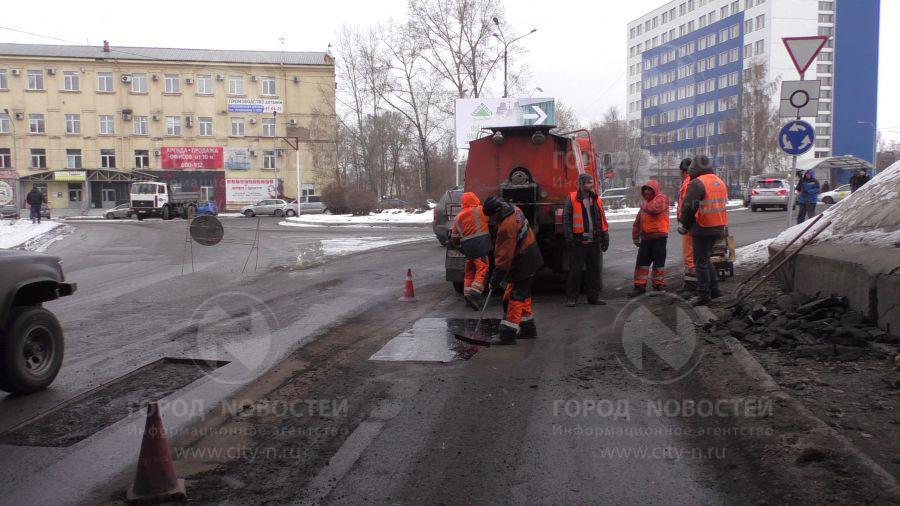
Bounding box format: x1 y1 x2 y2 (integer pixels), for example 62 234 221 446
0 250 77 394
283 196 327 217
104 203 133 220
433 188 462 246
196 201 218 216
241 199 289 217
600 187 630 209
378 198 409 210
820 184 851 205
0 204 19 220
749 178 789 212
743 173 791 206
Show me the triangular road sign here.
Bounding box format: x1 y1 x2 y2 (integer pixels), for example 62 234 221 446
782 36 829 76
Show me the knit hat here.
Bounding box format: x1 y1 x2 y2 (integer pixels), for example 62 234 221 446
482 196 503 216
577 173 594 186
679 158 693 172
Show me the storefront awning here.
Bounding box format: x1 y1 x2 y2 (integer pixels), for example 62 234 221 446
19 169 159 182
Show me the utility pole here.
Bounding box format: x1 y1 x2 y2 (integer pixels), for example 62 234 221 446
3 108 17 207
492 18 536 99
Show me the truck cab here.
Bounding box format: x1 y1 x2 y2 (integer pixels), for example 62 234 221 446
130 182 199 221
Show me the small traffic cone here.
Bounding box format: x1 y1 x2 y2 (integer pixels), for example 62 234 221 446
127 401 187 503
399 268 416 302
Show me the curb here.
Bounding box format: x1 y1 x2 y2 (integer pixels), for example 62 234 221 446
717 331 900 498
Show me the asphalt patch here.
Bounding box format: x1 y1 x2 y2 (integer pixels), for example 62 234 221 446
369 318 496 362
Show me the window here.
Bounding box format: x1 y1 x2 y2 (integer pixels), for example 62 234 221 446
730 25 739 38
818 51 833 61
135 150 150 169
198 117 213 136
99 115 115 135
65 114 81 134
165 116 181 135
819 14 834 23
262 117 276 137
699 15 707 28
97 72 114 92
231 118 245 136
745 20 753 33
815 138 831 148
100 149 116 168
731 0 739 14
132 73 148 93
263 150 276 169
66 149 82 169
730 47 739 62
0 69 6 89
134 116 148 135
31 148 47 168
819 26 833 36
818 64 832 73
815 126 831 136
164 73 180 93
755 14 765 30
817 113 831 123
27 69 44 90
755 40 765 55
744 44 752 59
63 71 80 91
196 74 212 94
0 148 10 167
0 114 8 133
28 113 45 133
819 1 833 10
228 75 243 95
819 101 831 111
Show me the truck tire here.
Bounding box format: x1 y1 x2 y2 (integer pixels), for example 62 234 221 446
0 306 64 395
183 205 196 219
162 205 171 220
137 214 144 221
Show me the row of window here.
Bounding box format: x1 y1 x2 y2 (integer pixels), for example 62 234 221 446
642 66 739 102
643 93 740 125
632 0 765 40
643 120 732 146
0 147 282 170
0 69 279 96
0 113 279 137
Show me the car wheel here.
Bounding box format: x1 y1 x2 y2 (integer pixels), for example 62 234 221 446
823 196 834 205
274 209 284 217
137 214 144 221
105 212 114 220
244 210 255 217
0 306 64 395
285 209 296 217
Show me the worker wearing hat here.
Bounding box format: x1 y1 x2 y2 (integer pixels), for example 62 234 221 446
679 155 727 306
676 158 697 295
450 192 492 310
562 173 609 307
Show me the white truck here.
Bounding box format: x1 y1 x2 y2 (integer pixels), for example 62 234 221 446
130 182 200 221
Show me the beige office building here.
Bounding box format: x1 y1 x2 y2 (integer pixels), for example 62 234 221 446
0 42 335 213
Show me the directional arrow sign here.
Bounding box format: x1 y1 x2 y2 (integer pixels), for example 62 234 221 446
523 105 548 125
782 36 829 77
779 120 815 156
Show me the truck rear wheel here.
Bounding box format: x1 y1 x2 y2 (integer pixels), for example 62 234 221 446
0 306 64 395
183 205 196 219
162 205 171 220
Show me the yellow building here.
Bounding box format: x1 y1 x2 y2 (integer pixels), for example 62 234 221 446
0 41 336 213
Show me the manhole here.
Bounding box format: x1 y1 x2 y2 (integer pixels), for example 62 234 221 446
369 318 498 362
0 357 227 447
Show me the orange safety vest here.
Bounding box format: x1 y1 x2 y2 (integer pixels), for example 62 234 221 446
677 174 690 220
696 173 728 227
452 206 489 242
639 206 670 234
569 192 609 233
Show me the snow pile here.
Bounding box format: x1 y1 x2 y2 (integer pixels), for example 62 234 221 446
285 209 432 226
0 220 63 249
735 238 774 266
772 162 900 250
320 236 430 256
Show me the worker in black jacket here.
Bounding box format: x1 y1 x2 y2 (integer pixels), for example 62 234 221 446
26 186 46 224
679 156 727 306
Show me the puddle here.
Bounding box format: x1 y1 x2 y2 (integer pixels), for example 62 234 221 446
369 318 499 362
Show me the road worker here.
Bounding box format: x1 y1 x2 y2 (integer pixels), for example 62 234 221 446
676 158 697 295
562 173 610 307
449 192 492 310
629 179 670 297
483 196 543 345
679 155 727 306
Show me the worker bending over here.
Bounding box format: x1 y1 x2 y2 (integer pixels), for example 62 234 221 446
450 192 492 310
629 179 670 297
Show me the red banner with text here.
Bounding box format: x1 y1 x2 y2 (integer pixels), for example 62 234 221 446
161 147 224 169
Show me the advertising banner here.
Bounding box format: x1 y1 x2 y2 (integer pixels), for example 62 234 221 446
53 170 87 181
225 178 280 205
161 147 224 169
224 148 252 170
454 97 557 149
0 180 13 205
227 98 284 114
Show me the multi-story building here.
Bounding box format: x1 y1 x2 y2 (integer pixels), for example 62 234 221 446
0 42 335 212
626 0 879 188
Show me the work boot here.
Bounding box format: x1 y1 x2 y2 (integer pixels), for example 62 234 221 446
710 289 724 300
566 298 577 307
464 292 482 311
653 285 667 292
627 286 646 298
490 321 518 345
519 319 537 339
586 298 607 305
689 295 712 307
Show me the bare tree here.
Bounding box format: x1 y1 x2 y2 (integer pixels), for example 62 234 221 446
740 62 782 179
550 100 580 133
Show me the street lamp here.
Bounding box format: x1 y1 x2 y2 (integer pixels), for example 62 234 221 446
529 87 543 97
857 120 877 170
493 18 537 99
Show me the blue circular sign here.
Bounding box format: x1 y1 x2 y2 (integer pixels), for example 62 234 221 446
779 120 815 156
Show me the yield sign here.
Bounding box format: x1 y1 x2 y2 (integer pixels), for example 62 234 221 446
782 36 829 76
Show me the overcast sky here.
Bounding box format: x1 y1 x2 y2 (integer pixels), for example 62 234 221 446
1 0 897 142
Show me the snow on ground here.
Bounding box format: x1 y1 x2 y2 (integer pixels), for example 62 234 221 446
319 235 431 256
772 162 900 250
0 220 63 249
285 209 432 226
735 238 774 266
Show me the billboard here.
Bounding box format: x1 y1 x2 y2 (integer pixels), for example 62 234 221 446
161 147 224 169
227 98 284 114
225 178 280 205
455 98 556 149
224 148 252 169
54 170 87 181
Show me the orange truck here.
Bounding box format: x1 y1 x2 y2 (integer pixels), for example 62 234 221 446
446 125 601 292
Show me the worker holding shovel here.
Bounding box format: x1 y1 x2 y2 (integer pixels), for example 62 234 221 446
450 192 493 310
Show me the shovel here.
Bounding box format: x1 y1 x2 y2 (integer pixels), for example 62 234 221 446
452 281 501 347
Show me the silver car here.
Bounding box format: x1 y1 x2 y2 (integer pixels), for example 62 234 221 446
749 179 789 212
282 196 327 217
241 199 289 217
104 203 133 220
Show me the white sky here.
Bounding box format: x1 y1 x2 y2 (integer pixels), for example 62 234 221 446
1 0 897 142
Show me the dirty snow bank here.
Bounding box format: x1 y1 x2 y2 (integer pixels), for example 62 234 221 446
285 209 432 226
771 162 900 250
735 238 774 266
0 220 63 249
320 236 431 256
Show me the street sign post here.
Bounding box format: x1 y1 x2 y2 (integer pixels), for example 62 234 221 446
779 120 815 156
779 80 821 118
782 36 829 78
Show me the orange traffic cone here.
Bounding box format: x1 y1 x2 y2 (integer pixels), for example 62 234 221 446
127 401 187 503
399 268 416 302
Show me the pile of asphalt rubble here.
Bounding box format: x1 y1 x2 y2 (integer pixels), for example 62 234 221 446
707 292 899 365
